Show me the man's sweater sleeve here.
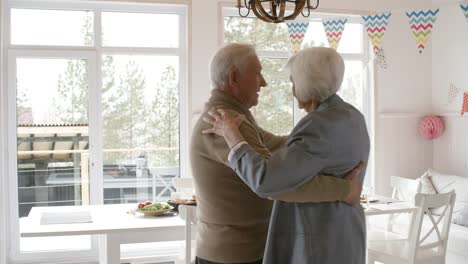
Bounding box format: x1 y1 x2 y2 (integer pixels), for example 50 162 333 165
269 176 350 203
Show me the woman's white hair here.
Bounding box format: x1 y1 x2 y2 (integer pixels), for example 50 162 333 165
287 47 345 103
209 43 258 88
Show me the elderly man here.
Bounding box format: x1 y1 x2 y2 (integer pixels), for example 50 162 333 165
190 43 363 264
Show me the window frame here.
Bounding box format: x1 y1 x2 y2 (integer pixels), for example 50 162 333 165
3 0 188 262
221 7 375 188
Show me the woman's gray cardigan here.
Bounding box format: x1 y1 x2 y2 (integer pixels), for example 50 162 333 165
229 95 370 264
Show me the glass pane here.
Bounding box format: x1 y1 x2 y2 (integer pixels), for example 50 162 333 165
337 23 363 54
11 9 94 46
252 58 293 135
102 12 179 48
101 55 180 204
338 61 364 112
224 16 290 52
302 21 328 48
302 21 362 53
16 58 91 251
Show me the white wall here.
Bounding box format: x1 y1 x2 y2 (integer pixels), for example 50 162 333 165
432 2 468 177
373 9 433 195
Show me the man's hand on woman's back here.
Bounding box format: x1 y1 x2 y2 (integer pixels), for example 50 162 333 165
344 161 365 206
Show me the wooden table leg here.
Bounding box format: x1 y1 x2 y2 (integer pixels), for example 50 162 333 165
99 234 120 264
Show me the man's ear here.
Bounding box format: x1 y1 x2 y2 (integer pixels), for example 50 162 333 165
227 68 238 88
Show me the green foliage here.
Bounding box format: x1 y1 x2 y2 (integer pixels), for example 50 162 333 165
81 11 93 46
252 58 293 135
224 17 289 51
102 55 123 163
16 81 32 123
51 12 93 124
49 12 180 167
53 59 89 124
148 66 179 167
339 69 363 112
102 58 149 164
101 59 180 167
224 17 293 135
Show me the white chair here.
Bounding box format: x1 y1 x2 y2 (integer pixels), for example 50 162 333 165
149 166 179 201
385 176 422 232
173 177 194 190
368 191 456 264
390 176 422 202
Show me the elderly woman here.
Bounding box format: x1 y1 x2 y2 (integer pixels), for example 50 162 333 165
203 47 370 264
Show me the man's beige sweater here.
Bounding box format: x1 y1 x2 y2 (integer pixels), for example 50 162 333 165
190 90 350 263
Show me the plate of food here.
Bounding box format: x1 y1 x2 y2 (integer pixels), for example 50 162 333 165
360 196 378 204
134 202 174 216
167 198 197 212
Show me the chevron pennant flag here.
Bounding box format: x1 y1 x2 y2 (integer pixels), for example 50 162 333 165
461 4 468 23
362 13 391 69
287 22 309 53
322 18 348 50
462 93 468 115
362 13 391 51
448 83 461 104
406 8 440 54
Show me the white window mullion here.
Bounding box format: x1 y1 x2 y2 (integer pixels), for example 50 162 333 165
101 47 180 56
89 8 103 206
178 7 189 178
7 50 21 261
88 53 102 205
1 1 9 263
9 0 187 14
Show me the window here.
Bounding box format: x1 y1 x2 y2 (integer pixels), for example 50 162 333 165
4 0 186 261
223 9 374 183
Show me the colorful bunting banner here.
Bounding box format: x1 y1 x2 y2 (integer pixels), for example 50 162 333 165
448 83 461 104
462 93 468 116
461 4 468 22
287 22 309 53
362 13 391 69
322 18 348 50
406 9 439 54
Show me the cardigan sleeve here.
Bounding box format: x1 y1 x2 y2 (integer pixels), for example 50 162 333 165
229 124 331 198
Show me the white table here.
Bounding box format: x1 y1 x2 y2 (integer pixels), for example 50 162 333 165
364 201 418 216
364 198 420 238
20 204 196 264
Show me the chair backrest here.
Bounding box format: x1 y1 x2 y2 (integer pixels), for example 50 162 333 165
390 176 422 202
149 167 180 200
154 167 180 178
173 177 194 190
407 191 456 263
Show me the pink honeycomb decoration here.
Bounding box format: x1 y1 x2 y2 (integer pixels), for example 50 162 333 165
418 115 444 140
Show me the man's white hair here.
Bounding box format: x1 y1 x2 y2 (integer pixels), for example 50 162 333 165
209 43 258 88
287 47 345 103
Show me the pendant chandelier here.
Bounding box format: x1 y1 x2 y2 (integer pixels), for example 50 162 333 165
236 0 320 23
